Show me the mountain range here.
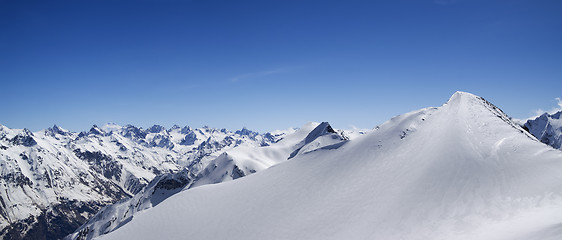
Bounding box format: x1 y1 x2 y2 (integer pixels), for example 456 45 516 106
0 123 287 239
1 91 561 240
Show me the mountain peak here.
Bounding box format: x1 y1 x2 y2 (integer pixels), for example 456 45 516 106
303 122 337 145
90 125 104 135
235 127 258 137
147 125 166 133
539 111 562 120
446 91 478 105
94 93 562 240
49 124 70 136
11 128 37 146
287 122 346 159
525 110 562 150
180 126 193 134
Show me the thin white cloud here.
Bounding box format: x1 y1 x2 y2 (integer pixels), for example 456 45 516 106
229 68 290 82
532 97 562 118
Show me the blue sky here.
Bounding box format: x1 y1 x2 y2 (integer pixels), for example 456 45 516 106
1 0 561 133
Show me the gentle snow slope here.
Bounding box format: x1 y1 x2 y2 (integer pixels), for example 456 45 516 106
67 122 346 240
100 92 562 240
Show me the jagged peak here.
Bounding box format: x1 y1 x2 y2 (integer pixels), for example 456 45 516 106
180 126 193 134
90 125 104 135
538 111 562 120
235 127 258 136
286 122 345 160
11 128 37 146
77 125 105 137
302 122 339 146
123 124 143 131
147 125 166 133
553 111 562 119
21 128 34 136
48 124 70 136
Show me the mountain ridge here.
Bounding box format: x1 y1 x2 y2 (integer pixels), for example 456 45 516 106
524 111 562 150
98 92 562 240
0 123 283 239
66 121 349 240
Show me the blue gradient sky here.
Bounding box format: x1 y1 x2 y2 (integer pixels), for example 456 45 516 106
1 0 561 132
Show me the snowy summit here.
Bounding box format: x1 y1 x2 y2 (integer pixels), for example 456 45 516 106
93 91 562 240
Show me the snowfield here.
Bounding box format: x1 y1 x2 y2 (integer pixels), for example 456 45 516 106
98 92 562 240
67 121 348 240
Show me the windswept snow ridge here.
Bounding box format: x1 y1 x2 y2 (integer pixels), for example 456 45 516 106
99 92 562 240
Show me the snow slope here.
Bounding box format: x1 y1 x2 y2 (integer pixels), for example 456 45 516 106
525 111 562 150
0 123 277 239
191 122 347 187
67 122 347 240
99 92 562 240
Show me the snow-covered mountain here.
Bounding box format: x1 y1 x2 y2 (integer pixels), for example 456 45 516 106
0 123 279 239
98 92 562 240
66 122 348 240
524 111 562 150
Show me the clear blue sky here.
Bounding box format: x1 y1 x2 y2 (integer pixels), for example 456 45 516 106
1 0 561 133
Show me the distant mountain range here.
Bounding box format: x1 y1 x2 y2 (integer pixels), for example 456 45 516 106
0 123 289 239
1 92 561 240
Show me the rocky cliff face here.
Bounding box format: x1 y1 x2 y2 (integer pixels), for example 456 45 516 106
524 111 562 150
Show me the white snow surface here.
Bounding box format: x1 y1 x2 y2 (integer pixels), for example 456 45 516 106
192 121 346 187
67 121 348 240
99 92 562 240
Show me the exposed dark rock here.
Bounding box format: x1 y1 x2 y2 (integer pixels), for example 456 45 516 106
235 127 259 139
180 126 192 135
147 125 165 133
149 134 174 149
73 150 122 181
2 172 33 187
0 200 109 240
122 125 147 140
179 131 197 145
11 129 37 147
231 165 246 180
